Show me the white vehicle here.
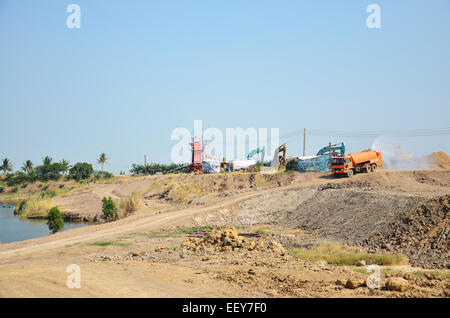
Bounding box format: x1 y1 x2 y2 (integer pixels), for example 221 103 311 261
230 159 257 171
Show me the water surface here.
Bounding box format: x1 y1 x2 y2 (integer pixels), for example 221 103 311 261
0 206 87 244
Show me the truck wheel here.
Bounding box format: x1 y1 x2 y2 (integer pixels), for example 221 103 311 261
371 164 377 172
366 165 372 173
347 169 354 177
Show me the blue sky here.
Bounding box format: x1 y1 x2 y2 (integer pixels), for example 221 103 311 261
1 0 449 173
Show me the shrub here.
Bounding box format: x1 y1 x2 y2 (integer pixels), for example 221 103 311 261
69 162 94 181
120 191 143 215
102 196 118 222
6 172 30 186
15 199 28 215
59 184 64 189
0 186 4 193
103 172 113 179
42 185 49 191
47 206 64 234
41 190 57 199
11 186 19 193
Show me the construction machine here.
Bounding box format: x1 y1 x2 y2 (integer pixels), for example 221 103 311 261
246 146 265 163
316 142 345 156
332 149 382 177
277 143 287 167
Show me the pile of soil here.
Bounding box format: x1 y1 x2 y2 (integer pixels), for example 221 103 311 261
239 173 450 268
181 227 286 254
364 195 449 269
428 152 450 170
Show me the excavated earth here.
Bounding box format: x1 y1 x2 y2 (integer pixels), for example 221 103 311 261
239 171 450 269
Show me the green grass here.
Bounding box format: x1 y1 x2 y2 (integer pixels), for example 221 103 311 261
148 226 212 238
254 229 269 235
176 226 211 234
148 231 179 238
411 269 450 280
87 241 131 247
289 242 408 266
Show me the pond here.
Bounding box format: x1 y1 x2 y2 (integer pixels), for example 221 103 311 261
0 206 88 244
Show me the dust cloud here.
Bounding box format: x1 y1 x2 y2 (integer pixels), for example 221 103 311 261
371 136 432 171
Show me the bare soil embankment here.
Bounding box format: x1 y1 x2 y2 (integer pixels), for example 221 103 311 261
239 171 450 268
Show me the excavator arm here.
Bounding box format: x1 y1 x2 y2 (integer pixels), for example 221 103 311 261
316 142 345 156
247 146 266 163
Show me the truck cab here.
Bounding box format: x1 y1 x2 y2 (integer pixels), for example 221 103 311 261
331 156 352 176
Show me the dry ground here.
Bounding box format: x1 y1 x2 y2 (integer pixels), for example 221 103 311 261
0 169 449 297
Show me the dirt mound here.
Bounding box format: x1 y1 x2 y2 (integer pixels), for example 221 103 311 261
364 195 449 268
181 227 286 254
143 172 299 205
279 190 420 243
428 152 450 170
317 180 380 191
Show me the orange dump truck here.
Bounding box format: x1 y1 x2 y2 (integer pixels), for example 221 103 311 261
331 149 382 177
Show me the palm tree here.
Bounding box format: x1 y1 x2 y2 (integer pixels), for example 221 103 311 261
97 153 109 173
0 158 13 175
60 159 70 175
43 156 52 165
22 160 34 174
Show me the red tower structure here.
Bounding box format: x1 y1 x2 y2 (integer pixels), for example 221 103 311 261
189 137 203 172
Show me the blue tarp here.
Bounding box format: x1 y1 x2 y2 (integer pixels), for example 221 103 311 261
297 155 331 173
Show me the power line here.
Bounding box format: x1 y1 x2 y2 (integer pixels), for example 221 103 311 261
280 127 450 139
202 127 450 146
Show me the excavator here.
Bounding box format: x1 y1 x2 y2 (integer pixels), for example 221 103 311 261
316 142 345 157
246 146 265 163
265 143 287 167
276 143 287 167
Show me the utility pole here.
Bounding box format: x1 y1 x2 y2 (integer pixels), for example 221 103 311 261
303 128 306 156
144 155 147 175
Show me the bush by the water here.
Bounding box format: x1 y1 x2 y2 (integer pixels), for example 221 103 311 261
47 206 64 234
15 199 27 215
102 196 118 222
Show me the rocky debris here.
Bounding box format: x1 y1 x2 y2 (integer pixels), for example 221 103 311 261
386 277 409 292
88 252 155 262
357 260 366 267
345 278 366 289
364 195 449 268
415 175 445 187
318 181 378 192
181 227 287 254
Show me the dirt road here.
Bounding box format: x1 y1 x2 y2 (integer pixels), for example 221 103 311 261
0 170 448 297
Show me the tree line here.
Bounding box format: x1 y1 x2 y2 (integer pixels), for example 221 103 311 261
0 153 112 186
130 162 188 175
0 152 190 187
